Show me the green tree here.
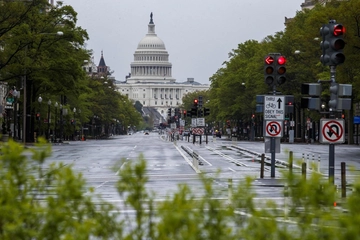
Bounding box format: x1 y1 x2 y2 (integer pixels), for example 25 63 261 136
0 139 123 239
0 1 91 141
3 140 360 239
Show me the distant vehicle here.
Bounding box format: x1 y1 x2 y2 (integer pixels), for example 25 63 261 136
215 130 221 138
144 130 149 135
128 132 132 135
183 131 190 137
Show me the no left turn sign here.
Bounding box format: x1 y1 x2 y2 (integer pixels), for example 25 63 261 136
265 121 283 137
320 119 345 144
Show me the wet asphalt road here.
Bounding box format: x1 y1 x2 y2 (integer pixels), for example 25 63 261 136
40 132 360 208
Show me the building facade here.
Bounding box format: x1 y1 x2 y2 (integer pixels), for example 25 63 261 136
115 13 209 120
82 52 114 80
285 0 329 25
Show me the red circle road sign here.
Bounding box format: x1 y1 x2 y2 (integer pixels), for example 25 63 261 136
266 121 282 137
322 120 344 143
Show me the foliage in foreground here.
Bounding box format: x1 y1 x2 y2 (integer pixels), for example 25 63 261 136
1 140 360 239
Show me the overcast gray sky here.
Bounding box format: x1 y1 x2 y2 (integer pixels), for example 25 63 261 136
63 0 304 84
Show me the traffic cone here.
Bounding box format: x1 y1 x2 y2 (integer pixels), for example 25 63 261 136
82 135 85 141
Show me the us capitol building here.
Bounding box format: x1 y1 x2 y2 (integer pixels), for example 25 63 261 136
115 13 209 121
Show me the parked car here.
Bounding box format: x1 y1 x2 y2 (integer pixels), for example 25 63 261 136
144 130 149 135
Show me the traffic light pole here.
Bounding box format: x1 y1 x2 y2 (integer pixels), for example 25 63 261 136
329 65 336 184
270 84 276 178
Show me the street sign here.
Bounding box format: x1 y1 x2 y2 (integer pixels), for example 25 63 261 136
320 119 345 144
191 118 197 127
265 137 280 153
6 97 14 104
196 118 205 127
354 116 360 124
265 120 283 137
180 119 185 127
264 95 285 120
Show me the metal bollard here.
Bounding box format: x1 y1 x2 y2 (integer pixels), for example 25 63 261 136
289 151 293 173
302 162 307 179
306 153 310 170
341 162 346 198
260 154 265 178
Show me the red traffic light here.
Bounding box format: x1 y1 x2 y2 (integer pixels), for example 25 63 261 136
194 99 198 104
333 24 345 36
277 56 286 65
264 56 274 65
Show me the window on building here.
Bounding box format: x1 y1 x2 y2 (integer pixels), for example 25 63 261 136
143 94 146 98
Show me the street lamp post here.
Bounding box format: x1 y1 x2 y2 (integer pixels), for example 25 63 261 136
47 99 51 141
12 88 20 140
37 95 42 140
59 104 63 143
73 107 76 140
78 109 83 140
54 102 58 142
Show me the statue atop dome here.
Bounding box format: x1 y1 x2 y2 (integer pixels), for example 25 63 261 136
150 12 154 24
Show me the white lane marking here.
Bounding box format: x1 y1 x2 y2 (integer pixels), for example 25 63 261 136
175 145 201 173
199 155 212 166
95 181 109 189
115 161 127 175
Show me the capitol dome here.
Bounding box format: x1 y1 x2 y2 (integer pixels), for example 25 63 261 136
137 35 165 49
127 13 175 84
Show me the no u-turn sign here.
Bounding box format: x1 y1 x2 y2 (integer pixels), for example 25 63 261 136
319 119 345 144
265 120 283 137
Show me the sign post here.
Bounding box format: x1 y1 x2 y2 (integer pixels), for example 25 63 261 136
264 95 285 178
